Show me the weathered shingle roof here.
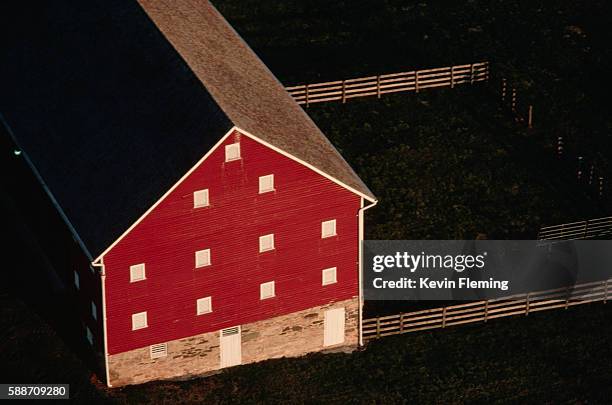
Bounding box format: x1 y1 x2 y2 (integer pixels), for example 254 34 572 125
137 0 375 201
1 0 374 259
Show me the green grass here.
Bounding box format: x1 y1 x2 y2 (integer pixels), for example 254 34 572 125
4 292 610 404
307 88 602 240
0 295 107 404
111 302 612 404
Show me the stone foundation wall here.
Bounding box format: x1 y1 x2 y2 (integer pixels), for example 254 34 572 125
107 297 359 386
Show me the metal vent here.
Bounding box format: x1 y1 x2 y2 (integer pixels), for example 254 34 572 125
150 343 168 359
221 326 240 336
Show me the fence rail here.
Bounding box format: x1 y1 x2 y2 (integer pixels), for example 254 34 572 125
537 216 612 240
363 278 611 341
285 62 489 106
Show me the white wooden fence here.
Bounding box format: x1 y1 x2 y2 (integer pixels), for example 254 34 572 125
363 278 611 341
537 216 612 240
285 62 489 106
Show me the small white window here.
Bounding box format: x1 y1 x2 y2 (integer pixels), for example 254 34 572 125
91 301 97 320
195 249 211 268
74 270 80 290
258 174 275 194
86 327 93 345
225 143 241 162
321 219 337 238
322 267 338 286
196 296 212 315
132 311 148 330
260 281 275 300
150 343 168 359
193 189 210 208
259 234 275 252
130 263 146 282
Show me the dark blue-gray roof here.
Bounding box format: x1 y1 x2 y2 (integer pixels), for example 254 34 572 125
1 0 375 259
1 0 232 257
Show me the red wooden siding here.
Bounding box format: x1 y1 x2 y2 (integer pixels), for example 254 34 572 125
103 130 361 355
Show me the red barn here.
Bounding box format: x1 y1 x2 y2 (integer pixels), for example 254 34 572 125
1 0 376 386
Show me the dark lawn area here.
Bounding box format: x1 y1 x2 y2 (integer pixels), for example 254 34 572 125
306 87 604 241
2 290 611 404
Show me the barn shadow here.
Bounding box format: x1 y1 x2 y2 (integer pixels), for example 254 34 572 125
0 123 101 380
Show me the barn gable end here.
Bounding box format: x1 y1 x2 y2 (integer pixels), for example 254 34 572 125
102 129 362 355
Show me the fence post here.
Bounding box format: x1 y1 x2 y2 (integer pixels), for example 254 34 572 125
451 66 455 89
484 300 489 322
442 307 447 328
376 317 381 339
305 84 310 107
511 87 517 113
557 136 564 158
577 156 584 181
526 293 530 316
565 286 570 309
583 220 589 239
605 280 609 304
415 71 420 93
470 63 475 85
342 80 347 104
528 105 533 128
501 78 507 103
589 164 595 186
599 177 605 198
399 312 404 333
377 75 381 99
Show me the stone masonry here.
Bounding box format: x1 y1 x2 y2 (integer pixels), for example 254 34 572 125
107 297 359 386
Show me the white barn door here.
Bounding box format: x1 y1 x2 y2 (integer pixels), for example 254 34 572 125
324 307 345 347
220 326 242 368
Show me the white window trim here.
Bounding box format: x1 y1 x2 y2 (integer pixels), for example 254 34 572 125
259 234 275 252
132 311 148 330
74 270 80 290
260 281 275 300
225 142 241 162
193 189 210 208
91 301 97 320
195 249 212 268
130 263 146 283
322 267 338 286
322 219 337 238
196 296 213 315
258 174 275 194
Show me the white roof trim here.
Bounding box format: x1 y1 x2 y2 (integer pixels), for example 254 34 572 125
93 125 376 264
92 126 237 264
235 127 376 204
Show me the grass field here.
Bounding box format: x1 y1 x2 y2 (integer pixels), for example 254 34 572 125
306 87 603 241
2 292 611 404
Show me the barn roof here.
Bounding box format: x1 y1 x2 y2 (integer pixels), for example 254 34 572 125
137 0 375 202
0 0 375 259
